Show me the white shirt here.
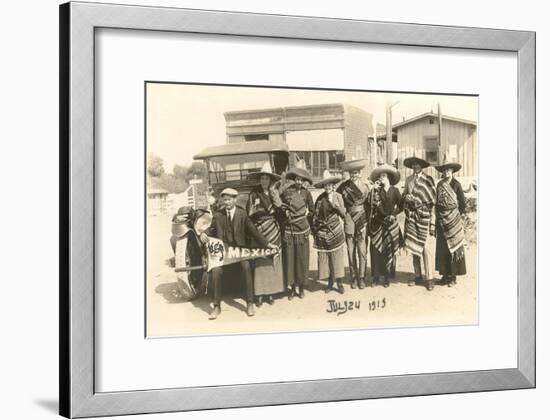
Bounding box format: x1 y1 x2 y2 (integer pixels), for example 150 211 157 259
226 206 236 222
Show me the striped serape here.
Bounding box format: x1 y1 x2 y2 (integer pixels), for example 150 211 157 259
337 180 368 231
281 186 311 244
247 187 282 246
255 216 281 246
436 179 465 261
404 174 436 256
312 195 345 252
370 218 403 272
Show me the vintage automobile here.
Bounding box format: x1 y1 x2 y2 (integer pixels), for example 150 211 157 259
170 207 212 300
171 140 290 300
193 139 290 210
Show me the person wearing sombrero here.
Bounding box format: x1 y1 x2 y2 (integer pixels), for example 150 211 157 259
246 163 285 306
277 159 314 300
365 163 403 288
434 158 467 287
336 159 371 289
401 156 437 290
312 170 347 294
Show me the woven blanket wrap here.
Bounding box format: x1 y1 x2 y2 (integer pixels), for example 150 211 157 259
282 186 310 244
404 175 436 257
436 180 465 261
337 180 367 231
371 218 403 272
248 187 281 247
312 197 345 252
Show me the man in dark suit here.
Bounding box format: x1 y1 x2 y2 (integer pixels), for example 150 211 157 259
201 188 277 319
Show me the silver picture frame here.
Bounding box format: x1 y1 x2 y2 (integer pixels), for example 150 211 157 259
59 1 535 418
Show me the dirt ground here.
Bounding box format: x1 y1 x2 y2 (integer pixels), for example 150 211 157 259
146 214 478 337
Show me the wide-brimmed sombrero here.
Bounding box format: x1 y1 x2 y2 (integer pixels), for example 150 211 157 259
248 162 281 181
435 159 462 173
340 159 367 172
369 164 401 185
403 156 430 169
286 158 313 184
314 170 342 188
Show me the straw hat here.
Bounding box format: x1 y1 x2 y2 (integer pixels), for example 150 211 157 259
286 158 313 184
403 156 430 169
248 162 281 181
435 157 462 173
314 170 342 188
340 159 366 172
369 164 401 185
220 187 238 197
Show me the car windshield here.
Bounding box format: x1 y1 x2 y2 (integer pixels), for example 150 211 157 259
207 153 270 183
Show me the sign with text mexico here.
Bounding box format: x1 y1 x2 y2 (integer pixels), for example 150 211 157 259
205 237 280 272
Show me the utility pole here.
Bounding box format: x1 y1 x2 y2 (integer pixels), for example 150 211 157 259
437 102 443 161
386 105 392 164
386 101 399 165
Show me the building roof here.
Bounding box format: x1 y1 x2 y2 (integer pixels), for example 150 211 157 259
392 112 477 129
193 139 289 160
224 103 345 119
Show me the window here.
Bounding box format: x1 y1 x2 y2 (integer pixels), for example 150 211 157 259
244 134 269 142
295 150 344 178
295 151 312 172
423 136 439 164
207 153 270 183
328 151 345 171
312 151 322 178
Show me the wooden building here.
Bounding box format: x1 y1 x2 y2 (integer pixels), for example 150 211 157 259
385 112 477 179
147 187 170 216
224 103 374 181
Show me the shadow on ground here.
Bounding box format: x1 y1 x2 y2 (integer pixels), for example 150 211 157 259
154 267 438 309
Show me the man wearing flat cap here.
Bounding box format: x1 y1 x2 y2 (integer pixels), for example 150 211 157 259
202 188 278 319
402 156 437 290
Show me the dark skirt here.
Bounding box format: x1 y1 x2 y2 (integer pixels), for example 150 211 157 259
282 239 310 287
435 224 467 276
253 256 285 296
369 244 396 279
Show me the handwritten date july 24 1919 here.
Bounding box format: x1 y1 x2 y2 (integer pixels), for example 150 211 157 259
326 298 387 316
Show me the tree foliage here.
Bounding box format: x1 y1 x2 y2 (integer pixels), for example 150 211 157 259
147 153 165 178
148 158 208 194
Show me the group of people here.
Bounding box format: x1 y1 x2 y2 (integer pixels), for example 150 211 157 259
202 156 468 320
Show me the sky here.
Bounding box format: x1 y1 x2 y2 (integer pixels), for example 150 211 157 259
146 83 478 172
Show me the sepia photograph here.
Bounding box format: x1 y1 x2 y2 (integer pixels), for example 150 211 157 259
145 82 478 337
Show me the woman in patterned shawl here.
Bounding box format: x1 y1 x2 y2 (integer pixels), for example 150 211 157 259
312 171 347 294
365 164 403 288
246 163 285 306
434 160 467 287
277 161 314 300
402 156 437 290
